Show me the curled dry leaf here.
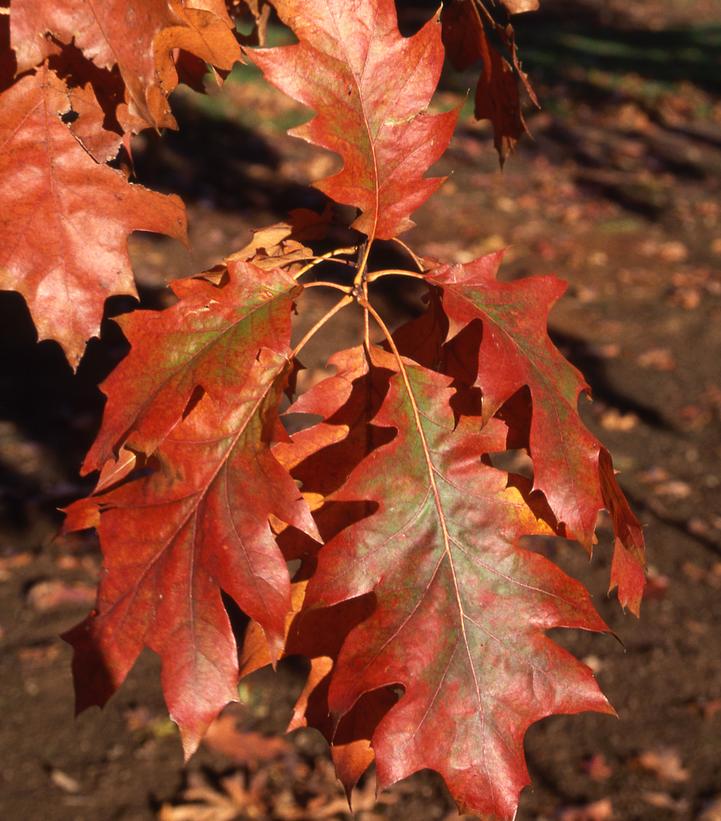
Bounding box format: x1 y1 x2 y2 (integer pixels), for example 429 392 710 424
441 0 538 163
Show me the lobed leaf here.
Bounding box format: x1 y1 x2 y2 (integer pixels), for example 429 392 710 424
64 264 320 754
11 0 178 127
303 346 613 818
0 67 187 368
9 0 241 129
427 253 646 612
249 0 458 240
83 259 304 472
441 0 538 163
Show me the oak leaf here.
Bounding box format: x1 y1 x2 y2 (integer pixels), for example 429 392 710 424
10 0 179 128
250 0 458 240
304 347 613 818
82 259 303 472
10 0 241 130
64 266 320 755
441 0 537 163
0 67 187 368
427 253 646 612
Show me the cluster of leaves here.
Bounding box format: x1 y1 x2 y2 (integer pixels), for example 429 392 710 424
1 0 646 818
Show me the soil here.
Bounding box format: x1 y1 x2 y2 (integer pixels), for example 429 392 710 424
1 1 721 819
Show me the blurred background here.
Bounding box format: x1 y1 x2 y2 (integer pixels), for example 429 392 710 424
1 0 720 818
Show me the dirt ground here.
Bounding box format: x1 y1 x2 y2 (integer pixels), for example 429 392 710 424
1 1 721 819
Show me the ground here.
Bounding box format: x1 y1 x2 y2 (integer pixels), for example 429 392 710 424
1 1 720 819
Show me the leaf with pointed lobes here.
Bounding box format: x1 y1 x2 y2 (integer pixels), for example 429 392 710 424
10 0 241 130
10 0 179 128
83 260 302 474
64 348 321 757
240 584 397 799
155 1 242 94
441 0 535 164
303 346 613 819
427 252 646 613
0 67 186 369
249 0 458 240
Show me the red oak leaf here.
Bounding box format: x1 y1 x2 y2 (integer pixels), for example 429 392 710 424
83 260 303 472
428 253 646 612
240 585 396 798
10 0 179 128
441 0 537 163
304 347 612 818
249 0 458 240
0 67 186 368
64 268 321 754
10 0 241 129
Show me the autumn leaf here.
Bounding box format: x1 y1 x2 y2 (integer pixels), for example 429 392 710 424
10 0 179 128
64 266 321 755
155 0 242 96
9 0 241 130
83 259 303 472
304 346 613 818
0 67 186 369
427 252 646 612
441 0 537 163
249 0 458 240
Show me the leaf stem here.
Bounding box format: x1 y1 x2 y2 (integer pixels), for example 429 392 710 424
366 268 427 283
292 247 359 280
391 238 426 272
291 295 353 359
302 281 353 294
352 240 373 349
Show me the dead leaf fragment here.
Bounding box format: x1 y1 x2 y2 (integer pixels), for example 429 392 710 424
26 580 96 612
637 748 689 783
203 711 290 767
558 798 613 821
583 753 613 782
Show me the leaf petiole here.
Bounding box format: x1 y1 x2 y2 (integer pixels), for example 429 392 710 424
391 238 426 272
366 268 427 283
290 294 353 359
292 247 359 280
302 281 353 294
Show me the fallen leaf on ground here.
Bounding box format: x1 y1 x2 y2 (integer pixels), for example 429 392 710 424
26 580 96 612
599 408 639 432
203 711 291 767
18 643 61 668
653 480 692 500
0 552 32 581
637 748 689 783
642 791 689 812
636 348 676 371
700 795 721 821
558 797 613 821
583 753 614 781
50 769 81 794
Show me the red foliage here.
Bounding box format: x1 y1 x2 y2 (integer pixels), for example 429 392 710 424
0 0 646 817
